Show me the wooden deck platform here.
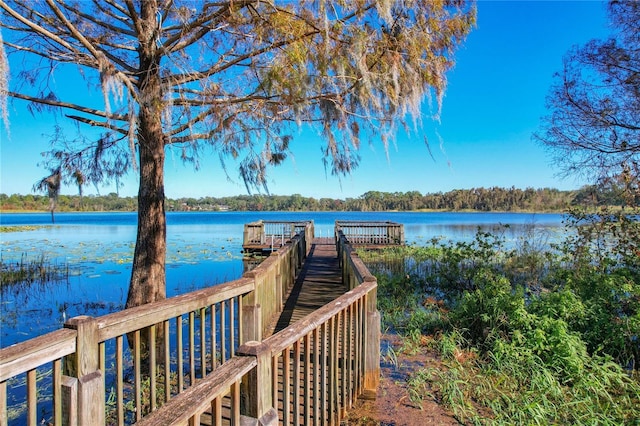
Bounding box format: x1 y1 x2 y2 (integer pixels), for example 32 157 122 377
270 238 346 334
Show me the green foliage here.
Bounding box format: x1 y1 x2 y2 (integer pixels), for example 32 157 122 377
550 207 640 369
364 209 640 424
375 273 448 337
449 270 529 348
0 185 603 213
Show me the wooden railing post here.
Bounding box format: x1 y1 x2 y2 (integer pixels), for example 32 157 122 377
362 280 380 400
241 290 262 343
243 223 250 246
64 316 105 425
237 341 278 426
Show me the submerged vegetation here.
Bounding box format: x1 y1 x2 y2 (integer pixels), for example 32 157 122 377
0 253 70 288
0 225 46 233
360 208 640 424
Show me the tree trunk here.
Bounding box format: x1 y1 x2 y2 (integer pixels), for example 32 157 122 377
126 0 166 309
126 127 166 309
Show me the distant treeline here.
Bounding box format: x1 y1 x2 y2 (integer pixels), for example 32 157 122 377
0 185 630 213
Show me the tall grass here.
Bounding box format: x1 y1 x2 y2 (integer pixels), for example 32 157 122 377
0 253 69 288
360 217 640 425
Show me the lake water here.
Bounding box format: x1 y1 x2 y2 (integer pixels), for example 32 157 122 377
0 211 566 347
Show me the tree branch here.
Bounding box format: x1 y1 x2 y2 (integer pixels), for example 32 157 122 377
8 91 128 121
66 114 128 135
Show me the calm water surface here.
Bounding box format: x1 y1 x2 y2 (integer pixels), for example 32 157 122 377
0 211 566 347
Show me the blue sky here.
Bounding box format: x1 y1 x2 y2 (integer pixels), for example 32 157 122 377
0 1 610 199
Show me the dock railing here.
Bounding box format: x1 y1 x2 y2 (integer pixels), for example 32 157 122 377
0 222 310 425
0 221 380 425
140 227 380 425
335 220 404 246
243 220 313 254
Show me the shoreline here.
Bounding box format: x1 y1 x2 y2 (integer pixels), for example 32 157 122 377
1 208 569 214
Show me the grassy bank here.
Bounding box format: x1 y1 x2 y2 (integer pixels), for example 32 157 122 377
359 220 640 425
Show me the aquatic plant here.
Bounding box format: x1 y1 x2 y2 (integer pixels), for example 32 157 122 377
0 253 69 288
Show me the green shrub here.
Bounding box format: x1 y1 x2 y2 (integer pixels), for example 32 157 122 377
449 269 530 349
363 221 640 424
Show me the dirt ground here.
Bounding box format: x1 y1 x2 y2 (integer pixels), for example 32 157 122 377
344 335 461 426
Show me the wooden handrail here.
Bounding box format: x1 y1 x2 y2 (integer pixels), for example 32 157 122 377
135 356 257 426
0 328 76 382
96 277 254 341
262 280 376 356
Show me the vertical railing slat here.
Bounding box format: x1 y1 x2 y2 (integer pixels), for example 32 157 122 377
355 298 362 394
304 333 311 426
53 358 62 426
271 355 278 421
116 335 124 425
293 339 301 426
282 347 291 425
212 395 222 425
177 316 184 393
199 307 206 379
163 320 170 403
340 308 347 417
189 311 195 386
150 325 157 412
134 330 141 422
320 322 327 425
230 297 235 358
220 301 226 363
27 369 36 425
0 380 7 426
347 303 354 407
211 304 217 371
232 380 241 425
313 327 320 426
238 294 244 347
330 316 338 425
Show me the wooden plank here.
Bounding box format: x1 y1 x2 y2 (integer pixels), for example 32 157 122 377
220 301 226 363
200 307 206 379
27 369 36 425
270 240 348 335
189 311 195 386
53 359 62 426
134 330 141 422
293 340 301 425
0 380 7 426
0 329 76 382
177 316 184 393
150 325 157 412
282 348 290 425
303 334 311 426
116 336 124 425
61 375 77 426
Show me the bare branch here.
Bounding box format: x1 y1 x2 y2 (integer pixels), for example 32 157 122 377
0 0 82 54
8 90 128 121
66 114 128 136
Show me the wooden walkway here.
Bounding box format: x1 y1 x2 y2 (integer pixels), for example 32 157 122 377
271 238 346 334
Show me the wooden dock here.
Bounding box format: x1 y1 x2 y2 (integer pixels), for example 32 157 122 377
2 222 396 426
270 238 345 334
